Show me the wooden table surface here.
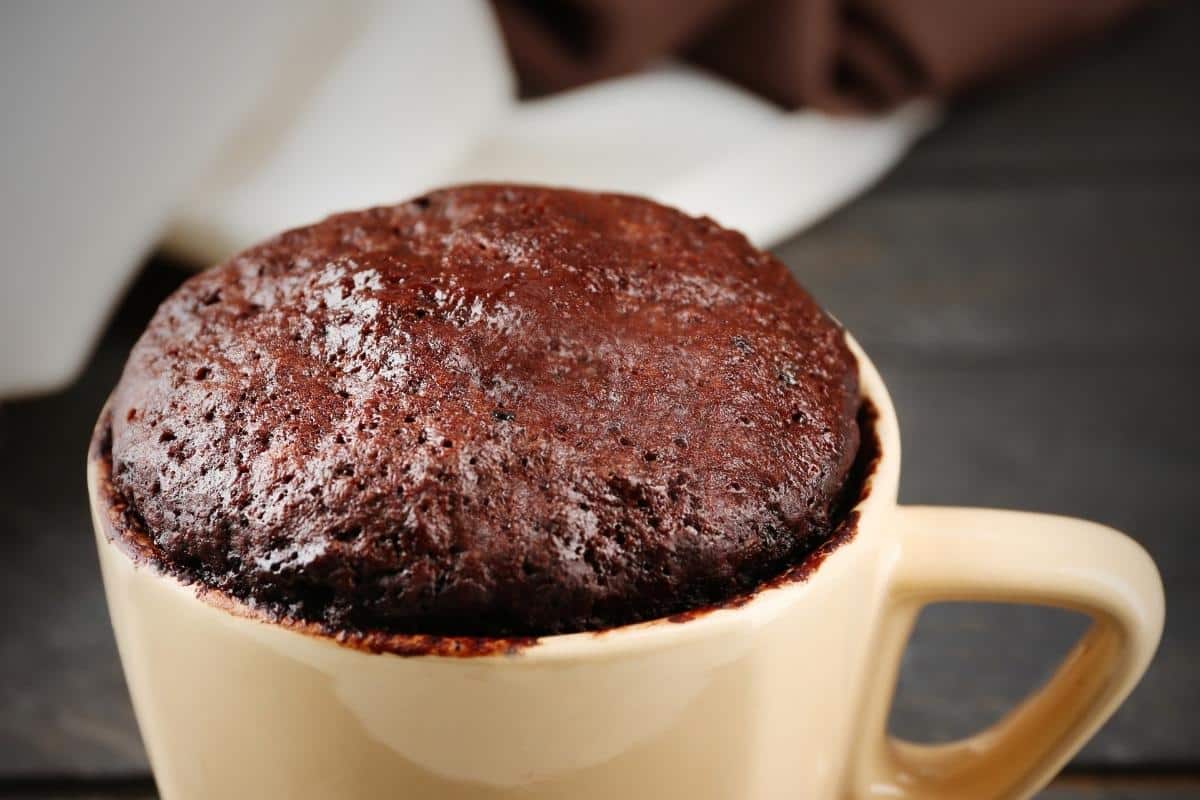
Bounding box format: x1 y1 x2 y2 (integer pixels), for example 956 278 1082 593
2 4 1197 798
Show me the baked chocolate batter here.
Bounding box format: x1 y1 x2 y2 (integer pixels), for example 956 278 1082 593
103 185 860 636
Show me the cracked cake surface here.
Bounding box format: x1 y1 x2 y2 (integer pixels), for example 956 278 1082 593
102 184 860 636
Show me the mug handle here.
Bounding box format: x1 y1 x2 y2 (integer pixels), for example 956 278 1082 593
850 506 1164 800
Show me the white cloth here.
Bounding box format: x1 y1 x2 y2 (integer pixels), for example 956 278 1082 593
0 0 934 398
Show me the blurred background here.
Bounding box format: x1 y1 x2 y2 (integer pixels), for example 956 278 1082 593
2 1 1198 798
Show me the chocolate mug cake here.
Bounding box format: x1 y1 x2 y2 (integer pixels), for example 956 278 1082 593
89 184 1164 800
97 184 861 637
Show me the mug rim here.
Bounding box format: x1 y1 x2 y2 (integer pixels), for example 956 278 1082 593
89 334 902 663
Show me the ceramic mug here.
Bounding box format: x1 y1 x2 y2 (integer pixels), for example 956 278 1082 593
89 337 1163 799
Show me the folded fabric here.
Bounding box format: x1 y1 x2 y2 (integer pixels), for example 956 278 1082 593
493 0 1152 111
0 1 933 399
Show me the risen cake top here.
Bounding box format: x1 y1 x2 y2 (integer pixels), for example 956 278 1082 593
105 184 860 636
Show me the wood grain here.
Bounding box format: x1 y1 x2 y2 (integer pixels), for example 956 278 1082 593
778 183 1200 361
899 3 1200 175
876 361 1197 764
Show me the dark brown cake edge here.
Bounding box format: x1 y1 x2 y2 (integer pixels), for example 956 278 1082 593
89 396 880 657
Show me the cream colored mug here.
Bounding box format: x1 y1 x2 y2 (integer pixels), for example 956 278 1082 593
89 337 1164 799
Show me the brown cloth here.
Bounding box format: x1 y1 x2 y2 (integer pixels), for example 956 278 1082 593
492 0 1152 112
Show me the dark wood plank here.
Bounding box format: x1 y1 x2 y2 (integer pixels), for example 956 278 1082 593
1041 781 1200 800
879 361 1199 765
0 262 185 776
777 182 1200 361
900 2 1200 175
